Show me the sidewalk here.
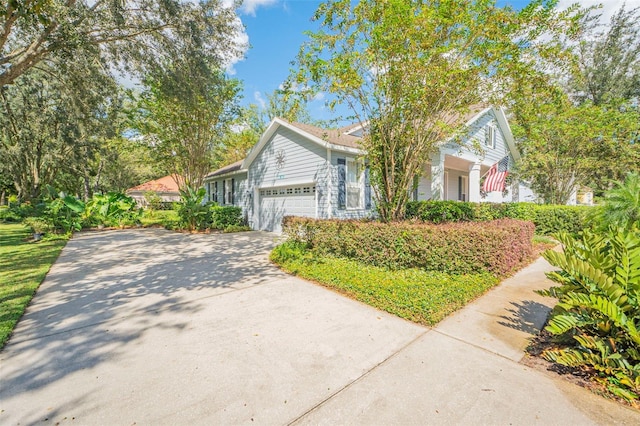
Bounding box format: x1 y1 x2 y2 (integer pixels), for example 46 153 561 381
292 257 640 425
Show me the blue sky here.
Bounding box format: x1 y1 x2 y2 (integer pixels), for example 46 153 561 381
229 0 635 124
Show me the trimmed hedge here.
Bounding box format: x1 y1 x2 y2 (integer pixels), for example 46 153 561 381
405 201 592 235
282 217 534 277
210 205 244 229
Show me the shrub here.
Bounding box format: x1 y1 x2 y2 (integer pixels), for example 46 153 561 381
144 191 163 212
405 200 474 223
0 207 22 223
23 217 54 235
85 192 141 227
282 217 534 277
211 205 243 230
42 193 86 233
405 201 591 235
592 172 640 231
539 229 640 401
222 224 251 233
177 186 211 231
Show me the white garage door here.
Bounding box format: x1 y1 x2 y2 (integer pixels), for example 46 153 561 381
259 185 316 232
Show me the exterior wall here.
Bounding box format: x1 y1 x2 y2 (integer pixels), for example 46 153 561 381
247 127 330 228
415 164 432 201
205 172 248 210
445 169 467 201
329 152 373 220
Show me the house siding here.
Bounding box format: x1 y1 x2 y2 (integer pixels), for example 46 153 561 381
329 152 372 220
248 128 331 227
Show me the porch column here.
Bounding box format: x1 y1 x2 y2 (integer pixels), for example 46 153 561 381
430 152 445 201
468 162 481 202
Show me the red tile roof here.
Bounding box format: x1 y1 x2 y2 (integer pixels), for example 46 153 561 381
127 175 182 193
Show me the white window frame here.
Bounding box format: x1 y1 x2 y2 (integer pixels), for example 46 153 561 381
485 124 496 149
346 158 363 209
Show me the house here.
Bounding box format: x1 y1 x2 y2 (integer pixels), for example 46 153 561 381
126 175 183 207
203 106 532 232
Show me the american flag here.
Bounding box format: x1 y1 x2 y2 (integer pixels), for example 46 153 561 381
482 156 509 193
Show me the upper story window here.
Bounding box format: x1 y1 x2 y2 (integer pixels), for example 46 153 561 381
485 124 496 149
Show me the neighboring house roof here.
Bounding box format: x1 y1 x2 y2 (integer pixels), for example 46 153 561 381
126 175 182 193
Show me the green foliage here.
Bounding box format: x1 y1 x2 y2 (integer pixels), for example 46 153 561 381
271 241 498 326
406 200 475 223
282 217 534 277
222 225 252 233
405 201 591 235
210 206 244 230
296 0 582 221
41 190 86 234
0 207 22 223
133 51 241 190
85 192 141 227
22 217 54 235
177 186 211 231
0 223 67 348
513 101 640 203
594 172 640 231
540 229 640 400
143 191 163 213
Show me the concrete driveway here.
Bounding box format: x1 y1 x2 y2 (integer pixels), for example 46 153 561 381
1 229 639 425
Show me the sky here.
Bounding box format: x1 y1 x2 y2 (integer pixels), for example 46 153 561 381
228 0 639 124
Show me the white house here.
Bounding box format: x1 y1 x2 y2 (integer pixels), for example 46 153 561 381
203 106 534 232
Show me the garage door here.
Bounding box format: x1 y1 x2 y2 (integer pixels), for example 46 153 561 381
259 185 316 232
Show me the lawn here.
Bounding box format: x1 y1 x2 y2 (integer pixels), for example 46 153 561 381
0 223 67 348
139 209 179 227
271 242 499 326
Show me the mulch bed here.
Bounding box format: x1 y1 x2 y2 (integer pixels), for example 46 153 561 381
522 329 640 410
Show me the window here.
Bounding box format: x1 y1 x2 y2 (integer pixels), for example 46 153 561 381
485 124 496 149
346 158 361 209
286 188 293 194
213 182 218 203
294 187 301 194
303 187 310 193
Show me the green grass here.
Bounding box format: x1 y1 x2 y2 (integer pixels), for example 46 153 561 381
271 243 499 326
0 223 67 348
139 209 179 227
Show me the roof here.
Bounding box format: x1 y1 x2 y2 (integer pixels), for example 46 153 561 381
126 175 182 193
287 121 362 149
205 160 245 178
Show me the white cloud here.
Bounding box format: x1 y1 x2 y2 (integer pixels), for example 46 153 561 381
254 91 267 109
557 0 640 24
312 92 325 102
237 0 279 16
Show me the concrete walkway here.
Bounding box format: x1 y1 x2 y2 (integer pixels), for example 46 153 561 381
1 229 639 425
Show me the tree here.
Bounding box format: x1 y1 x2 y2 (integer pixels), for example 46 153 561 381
569 6 640 106
0 0 245 87
513 100 640 204
0 53 119 201
296 0 582 221
134 53 241 190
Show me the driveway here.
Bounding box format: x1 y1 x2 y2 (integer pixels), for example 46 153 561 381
0 229 425 424
1 229 639 425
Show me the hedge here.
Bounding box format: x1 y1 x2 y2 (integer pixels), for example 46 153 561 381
282 217 534 277
405 201 592 235
210 205 244 229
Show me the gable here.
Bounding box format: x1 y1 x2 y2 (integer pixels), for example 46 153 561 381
443 107 521 165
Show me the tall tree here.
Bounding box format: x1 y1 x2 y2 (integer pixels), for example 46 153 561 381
296 0 582 221
134 54 241 190
0 0 245 87
569 6 640 105
513 99 640 204
0 53 118 201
